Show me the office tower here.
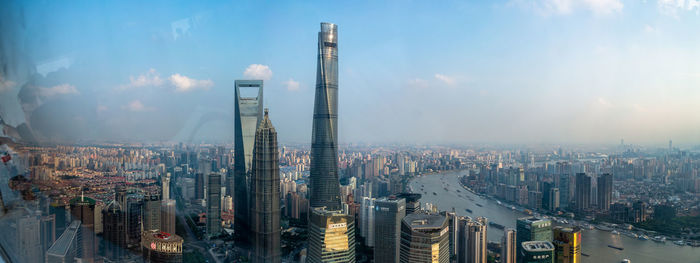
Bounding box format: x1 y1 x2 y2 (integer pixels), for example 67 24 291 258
163 172 171 200
557 174 570 209
250 109 281 263
441 211 458 260
207 173 222 236
399 213 450 263
520 241 555 263
552 226 581 263
516 217 552 262
126 195 144 249
41 213 57 261
161 199 177 234
102 200 127 260
528 191 543 210
141 230 184 263
374 197 406 263
307 207 356 263
17 211 42 263
501 228 516 263
46 221 81 263
548 188 560 212
360 197 376 247
116 184 128 209
234 79 264 240
195 173 205 200
310 22 342 210
144 194 162 231
597 173 613 212
396 193 421 214
574 173 591 212
70 195 96 263
457 217 487 263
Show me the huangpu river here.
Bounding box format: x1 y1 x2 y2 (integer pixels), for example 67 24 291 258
409 170 700 263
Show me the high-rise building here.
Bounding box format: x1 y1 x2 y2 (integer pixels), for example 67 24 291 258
126 195 144 249
17 211 43 263
144 194 162 231
399 213 450 263
457 217 487 263
548 188 560 212
46 221 81 263
396 193 421 215
516 217 552 262
207 172 222 236
575 173 591 212
520 241 555 263
557 174 571 209
552 226 581 263
234 79 264 240
69 195 96 263
310 22 342 210
360 197 376 247
597 173 613 212
161 199 177 235
307 207 356 263
441 211 459 261
195 173 205 200
141 230 183 263
374 197 406 263
501 228 516 263
102 200 127 261
163 172 171 200
250 109 281 263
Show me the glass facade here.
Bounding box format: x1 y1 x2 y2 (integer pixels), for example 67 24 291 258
310 22 342 210
233 79 264 239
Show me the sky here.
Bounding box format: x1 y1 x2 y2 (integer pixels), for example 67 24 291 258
1 0 700 146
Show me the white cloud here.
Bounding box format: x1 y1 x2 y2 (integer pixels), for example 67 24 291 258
122 100 153 112
597 97 612 107
511 0 623 15
407 78 429 89
658 0 700 17
284 79 300 91
39 84 79 97
644 24 657 33
169 74 213 92
122 68 164 89
434 74 457 86
97 105 109 113
243 64 273 80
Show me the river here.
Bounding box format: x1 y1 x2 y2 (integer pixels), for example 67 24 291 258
409 170 700 263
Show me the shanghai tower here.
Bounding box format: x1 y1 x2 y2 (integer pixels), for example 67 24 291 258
310 22 341 210
250 109 281 263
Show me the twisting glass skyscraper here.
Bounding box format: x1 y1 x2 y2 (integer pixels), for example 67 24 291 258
234 80 264 240
310 22 341 210
250 109 281 263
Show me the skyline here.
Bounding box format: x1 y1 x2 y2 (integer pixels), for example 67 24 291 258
1 1 700 145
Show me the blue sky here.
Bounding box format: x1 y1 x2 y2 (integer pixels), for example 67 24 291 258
1 0 700 145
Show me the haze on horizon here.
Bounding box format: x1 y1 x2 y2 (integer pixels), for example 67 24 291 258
1 0 699 146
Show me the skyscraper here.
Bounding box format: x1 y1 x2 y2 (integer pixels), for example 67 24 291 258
207 172 222 236
307 207 356 263
374 197 406 263
141 230 184 263
399 213 450 263
126 195 144 249
457 216 488 263
234 79 264 240
17 211 43 263
310 22 342 210
574 173 591 212
161 199 177 234
520 241 555 263
501 228 516 263
144 194 162 231
102 200 127 261
250 109 281 263
46 221 81 263
195 173 205 201
516 217 552 263
552 226 581 263
597 173 612 212
69 195 96 263
163 172 171 200
360 197 376 247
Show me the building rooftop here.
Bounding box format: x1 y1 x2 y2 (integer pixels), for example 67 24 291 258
521 241 554 252
518 216 551 225
46 221 81 257
403 213 446 230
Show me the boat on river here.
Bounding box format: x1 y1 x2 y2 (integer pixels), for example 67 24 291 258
465 208 473 213
475 203 483 207
608 245 624 250
489 222 506 230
